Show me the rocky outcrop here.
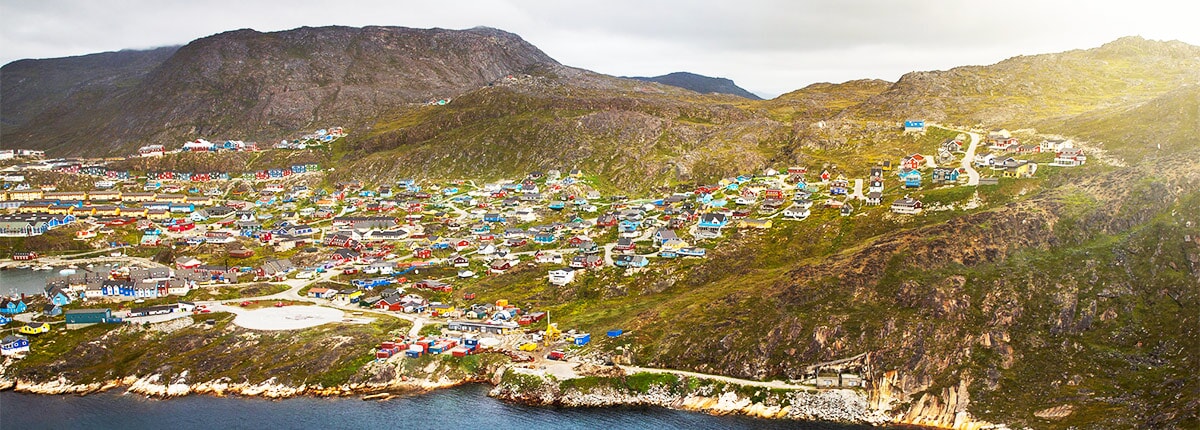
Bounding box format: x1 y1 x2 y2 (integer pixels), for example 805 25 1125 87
489 367 890 425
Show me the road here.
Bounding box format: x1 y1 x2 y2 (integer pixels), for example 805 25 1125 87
931 123 981 186
848 178 865 201
618 365 814 390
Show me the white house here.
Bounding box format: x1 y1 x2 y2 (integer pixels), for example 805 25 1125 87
549 268 576 286
782 205 811 220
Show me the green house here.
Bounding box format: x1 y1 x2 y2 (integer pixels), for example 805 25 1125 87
65 308 114 325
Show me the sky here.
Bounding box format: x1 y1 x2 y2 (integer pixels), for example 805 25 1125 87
1 0 1197 98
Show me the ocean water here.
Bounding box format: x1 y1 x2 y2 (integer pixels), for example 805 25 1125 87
0 385 867 430
0 268 57 296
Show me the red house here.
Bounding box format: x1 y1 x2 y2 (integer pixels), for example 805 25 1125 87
413 248 432 259
12 251 38 261
763 189 784 200
901 154 926 171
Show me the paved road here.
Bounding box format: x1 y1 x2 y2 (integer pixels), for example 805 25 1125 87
849 178 864 201
931 123 981 186
618 365 814 390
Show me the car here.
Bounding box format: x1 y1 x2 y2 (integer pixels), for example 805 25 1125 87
240 301 252 306
199 309 212 313
458 270 475 278
274 302 285 307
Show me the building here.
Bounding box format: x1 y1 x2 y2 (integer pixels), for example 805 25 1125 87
891 197 923 214
1 335 30 356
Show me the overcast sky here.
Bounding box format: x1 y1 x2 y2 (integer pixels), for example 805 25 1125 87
1 0 1196 97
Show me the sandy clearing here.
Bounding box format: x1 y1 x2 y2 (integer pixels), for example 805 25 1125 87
232 306 345 331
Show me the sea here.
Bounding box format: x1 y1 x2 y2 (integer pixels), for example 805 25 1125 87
0 268 57 297
0 385 866 430
0 268 867 429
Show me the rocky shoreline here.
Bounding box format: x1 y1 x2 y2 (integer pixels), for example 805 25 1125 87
0 363 1005 429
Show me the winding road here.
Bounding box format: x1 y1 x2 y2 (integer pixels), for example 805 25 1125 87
618 365 814 390
931 123 982 186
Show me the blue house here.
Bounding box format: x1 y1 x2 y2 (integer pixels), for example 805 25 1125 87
472 224 491 235
0 299 28 315
268 169 284 178
1 335 30 356
614 255 649 268
533 232 556 244
45 288 73 306
904 120 926 132
101 280 135 297
698 213 728 229
291 165 307 174
169 203 195 213
484 213 506 223
903 171 922 188
932 167 961 184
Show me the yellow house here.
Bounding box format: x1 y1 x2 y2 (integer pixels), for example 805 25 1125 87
9 189 44 201
92 205 121 217
186 196 213 206
45 191 88 201
121 192 156 202
122 207 148 218
19 322 51 335
53 205 83 216
157 193 187 203
146 209 171 220
661 238 689 252
18 202 53 213
88 190 122 201
1003 162 1037 178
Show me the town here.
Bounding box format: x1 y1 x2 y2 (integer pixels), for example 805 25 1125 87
1 121 1086 384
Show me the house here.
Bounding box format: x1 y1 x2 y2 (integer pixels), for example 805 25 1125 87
903 120 925 133
865 192 883 206
44 287 74 306
488 259 515 274
931 167 961 184
308 287 337 299
891 196 923 214
1054 148 1087 166
19 322 50 335
534 251 563 264
868 179 884 194
902 170 922 188
1002 161 1038 178
1041 139 1074 152
450 254 470 267
258 259 296 279
548 268 576 286
533 231 556 244
41 304 62 316
652 228 679 245
569 254 604 269
66 308 116 326
1 335 30 356
1 299 28 315
613 237 636 252
698 213 728 229
840 203 854 217
782 205 810 220
895 152 922 169
613 255 649 268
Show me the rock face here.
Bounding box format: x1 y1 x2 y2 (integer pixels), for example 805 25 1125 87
1 26 559 155
488 367 890 424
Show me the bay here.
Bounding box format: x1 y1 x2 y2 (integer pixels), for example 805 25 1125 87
0 385 866 430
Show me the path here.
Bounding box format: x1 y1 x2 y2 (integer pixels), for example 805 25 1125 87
618 365 814 390
848 178 865 201
931 123 981 186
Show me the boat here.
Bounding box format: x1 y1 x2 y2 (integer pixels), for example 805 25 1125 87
32 265 53 271
16 264 31 270
59 268 77 276
68 264 79 269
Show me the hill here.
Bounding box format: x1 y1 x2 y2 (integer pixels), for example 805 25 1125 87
625 71 763 100
843 37 1200 126
0 46 178 130
0 26 558 155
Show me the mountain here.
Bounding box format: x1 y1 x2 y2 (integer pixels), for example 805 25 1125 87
0 26 558 155
844 36 1200 126
0 46 178 130
625 71 763 100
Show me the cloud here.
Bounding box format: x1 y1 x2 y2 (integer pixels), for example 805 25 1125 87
1 0 1197 96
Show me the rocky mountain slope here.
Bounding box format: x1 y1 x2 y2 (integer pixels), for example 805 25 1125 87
0 46 179 130
625 71 763 100
1 26 559 155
